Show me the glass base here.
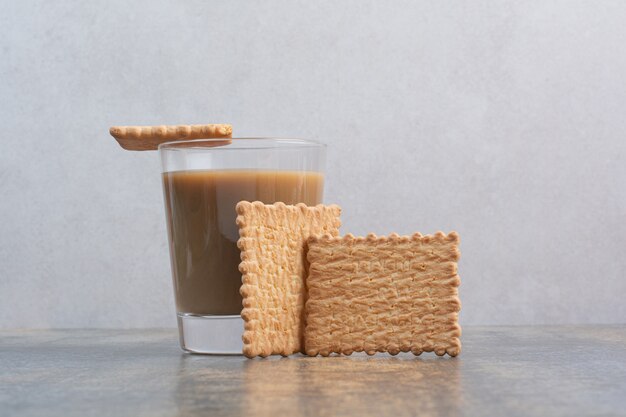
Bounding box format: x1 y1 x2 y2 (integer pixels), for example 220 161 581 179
177 313 243 355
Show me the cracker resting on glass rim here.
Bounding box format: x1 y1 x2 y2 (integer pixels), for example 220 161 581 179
236 201 342 358
304 232 461 357
109 123 232 150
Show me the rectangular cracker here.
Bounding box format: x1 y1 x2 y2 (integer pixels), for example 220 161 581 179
305 232 461 357
236 201 342 358
109 124 232 150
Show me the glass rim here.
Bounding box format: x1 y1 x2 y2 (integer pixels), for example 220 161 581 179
158 137 325 151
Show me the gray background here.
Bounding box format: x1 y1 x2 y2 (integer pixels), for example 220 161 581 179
1 0 625 329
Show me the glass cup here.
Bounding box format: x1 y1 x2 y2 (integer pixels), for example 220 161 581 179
159 138 326 354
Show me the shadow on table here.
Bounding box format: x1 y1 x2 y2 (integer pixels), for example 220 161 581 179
242 354 462 417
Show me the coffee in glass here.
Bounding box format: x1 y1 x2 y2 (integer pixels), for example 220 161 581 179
159 138 326 354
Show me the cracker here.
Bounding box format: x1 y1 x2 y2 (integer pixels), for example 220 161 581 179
236 201 342 358
305 232 461 357
109 124 232 150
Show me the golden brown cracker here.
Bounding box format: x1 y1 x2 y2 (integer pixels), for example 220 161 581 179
305 232 461 357
109 124 232 150
236 201 342 358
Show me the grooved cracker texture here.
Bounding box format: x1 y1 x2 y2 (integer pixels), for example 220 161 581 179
305 232 461 357
237 201 342 358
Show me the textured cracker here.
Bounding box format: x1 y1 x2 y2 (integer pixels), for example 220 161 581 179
109 124 232 150
305 232 461 357
237 201 342 358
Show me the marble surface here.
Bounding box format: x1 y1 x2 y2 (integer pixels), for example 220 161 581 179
1 326 625 416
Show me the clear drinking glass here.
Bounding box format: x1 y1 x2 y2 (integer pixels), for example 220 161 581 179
159 138 326 354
